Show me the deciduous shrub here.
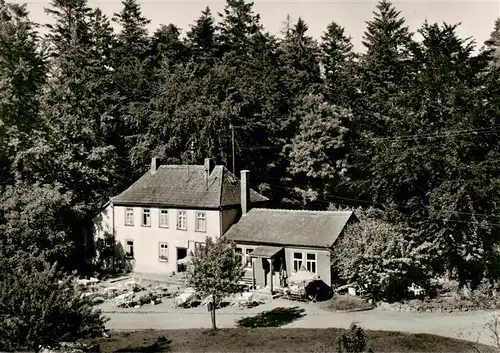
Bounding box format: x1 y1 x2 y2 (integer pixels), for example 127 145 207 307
336 323 373 353
332 208 432 302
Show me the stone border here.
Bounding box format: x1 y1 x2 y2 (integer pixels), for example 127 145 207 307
376 300 498 313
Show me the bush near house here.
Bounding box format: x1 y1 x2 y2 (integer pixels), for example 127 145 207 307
0 255 107 353
332 208 433 303
93 235 133 277
378 278 500 313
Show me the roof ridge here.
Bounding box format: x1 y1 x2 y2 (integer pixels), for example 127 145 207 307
251 208 353 214
159 165 205 169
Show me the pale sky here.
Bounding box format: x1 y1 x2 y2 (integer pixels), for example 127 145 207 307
12 0 500 52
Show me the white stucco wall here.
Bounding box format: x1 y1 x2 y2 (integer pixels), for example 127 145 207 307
285 247 332 287
96 204 227 274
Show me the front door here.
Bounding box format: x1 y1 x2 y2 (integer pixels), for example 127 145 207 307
177 247 187 272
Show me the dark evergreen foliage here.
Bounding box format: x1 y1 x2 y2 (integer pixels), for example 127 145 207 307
1 0 500 311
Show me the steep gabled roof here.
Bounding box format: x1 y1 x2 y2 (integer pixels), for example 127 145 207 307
111 165 268 209
224 208 355 248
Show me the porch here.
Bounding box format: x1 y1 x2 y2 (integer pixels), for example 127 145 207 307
242 245 286 293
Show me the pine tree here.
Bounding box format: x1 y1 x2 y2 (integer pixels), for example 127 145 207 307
112 0 152 177
360 0 413 103
344 0 414 205
16 0 121 274
485 18 500 66
269 17 323 207
113 0 150 59
0 0 45 186
216 0 262 62
278 17 322 101
150 24 186 68
369 22 500 285
320 21 356 105
185 6 217 61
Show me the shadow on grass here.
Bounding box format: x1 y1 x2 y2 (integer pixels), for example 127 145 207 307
114 336 172 352
236 306 306 328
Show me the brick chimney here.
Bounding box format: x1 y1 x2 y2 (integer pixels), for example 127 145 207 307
240 170 250 215
151 157 160 174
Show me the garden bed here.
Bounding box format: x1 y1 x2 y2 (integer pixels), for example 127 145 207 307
318 294 375 312
377 281 500 313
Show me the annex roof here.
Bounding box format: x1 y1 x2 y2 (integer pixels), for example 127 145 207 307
225 208 355 248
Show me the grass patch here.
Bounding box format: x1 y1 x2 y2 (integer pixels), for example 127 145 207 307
81 328 496 353
319 294 375 312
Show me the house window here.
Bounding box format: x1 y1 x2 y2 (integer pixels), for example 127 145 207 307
125 208 134 226
159 209 169 228
306 253 317 274
293 252 303 272
194 242 204 253
195 212 206 232
159 242 168 262
245 248 254 268
142 208 151 227
177 211 187 230
125 240 134 259
236 247 243 264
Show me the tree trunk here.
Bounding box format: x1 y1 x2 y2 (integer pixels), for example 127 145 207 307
211 295 217 330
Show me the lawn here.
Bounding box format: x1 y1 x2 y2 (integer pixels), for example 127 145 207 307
83 328 497 353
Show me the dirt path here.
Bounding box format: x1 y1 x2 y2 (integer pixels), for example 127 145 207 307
103 299 500 347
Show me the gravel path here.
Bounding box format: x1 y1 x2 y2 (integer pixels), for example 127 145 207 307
102 299 500 347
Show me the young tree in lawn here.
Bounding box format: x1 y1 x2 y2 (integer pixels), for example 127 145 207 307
186 236 244 329
0 255 107 353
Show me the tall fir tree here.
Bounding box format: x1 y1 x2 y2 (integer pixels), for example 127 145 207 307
360 0 413 106
16 0 120 274
150 24 187 69
216 0 262 63
112 0 152 177
320 21 356 106
485 18 500 67
185 6 217 62
0 0 45 186
345 0 414 204
366 22 500 286
272 17 324 207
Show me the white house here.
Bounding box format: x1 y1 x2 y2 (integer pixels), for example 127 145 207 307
94 157 268 275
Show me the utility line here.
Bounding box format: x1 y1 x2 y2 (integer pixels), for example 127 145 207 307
261 181 500 221
239 126 500 151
